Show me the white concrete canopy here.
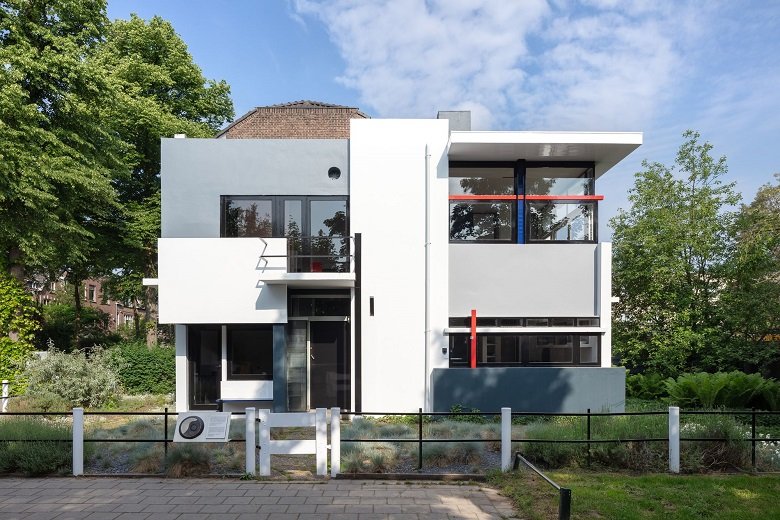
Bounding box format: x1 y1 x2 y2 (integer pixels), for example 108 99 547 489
448 131 643 177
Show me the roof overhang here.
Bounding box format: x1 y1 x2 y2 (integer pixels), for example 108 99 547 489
448 131 643 177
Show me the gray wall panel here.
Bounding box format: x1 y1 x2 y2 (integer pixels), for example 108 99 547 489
161 138 349 238
431 367 625 412
449 244 598 317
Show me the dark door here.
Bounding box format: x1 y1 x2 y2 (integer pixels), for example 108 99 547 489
188 325 221 409
309 321 350 410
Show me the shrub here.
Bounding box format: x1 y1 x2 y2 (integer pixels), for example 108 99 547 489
680 414 750 471
0 273 40 393
164 444 210 477
626 373 668 401
24 348 121 408
37 303 118 352
666 371 780 410
108 341 175 394
0 418 72 475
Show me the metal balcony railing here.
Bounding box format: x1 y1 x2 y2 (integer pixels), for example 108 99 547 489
274 235 354 273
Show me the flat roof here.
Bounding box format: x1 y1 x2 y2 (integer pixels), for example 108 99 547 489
448 131 642 177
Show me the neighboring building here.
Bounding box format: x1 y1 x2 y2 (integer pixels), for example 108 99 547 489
149 101 642 413
29 275 144 332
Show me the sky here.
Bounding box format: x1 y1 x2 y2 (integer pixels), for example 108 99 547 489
107 0 780 238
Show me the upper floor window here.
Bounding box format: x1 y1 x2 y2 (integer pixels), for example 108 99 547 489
221 196 347 238
449 162 598 244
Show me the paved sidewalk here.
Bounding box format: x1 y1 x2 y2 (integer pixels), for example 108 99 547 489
0 478 520 519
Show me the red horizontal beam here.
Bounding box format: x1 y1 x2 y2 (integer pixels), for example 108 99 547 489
449 195 517 200
448 194 605 201
524 195 604 201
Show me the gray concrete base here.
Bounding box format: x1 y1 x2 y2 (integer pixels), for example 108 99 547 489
431 366 626 413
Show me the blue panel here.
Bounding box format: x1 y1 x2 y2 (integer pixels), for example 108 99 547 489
517 200 524 243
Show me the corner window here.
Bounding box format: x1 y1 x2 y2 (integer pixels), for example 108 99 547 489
449 201 514 241
227 325 274 380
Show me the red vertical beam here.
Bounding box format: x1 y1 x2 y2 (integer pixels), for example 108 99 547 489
470 309 477 369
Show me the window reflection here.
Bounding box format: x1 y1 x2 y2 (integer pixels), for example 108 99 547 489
528 201 594 241
449 167 515 196
526 167 594 196
223 198 273 237
450 202 513 241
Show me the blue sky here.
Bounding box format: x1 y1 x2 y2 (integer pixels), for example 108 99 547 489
107 0 780 237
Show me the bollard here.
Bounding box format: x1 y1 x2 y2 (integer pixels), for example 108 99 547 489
315 408 327 476
1 380 8 413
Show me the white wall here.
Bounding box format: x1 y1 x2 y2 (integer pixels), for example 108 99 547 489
449 244 599 317
158 238 288 324
175 324 188 412
350 119 450 412
598 242 613 367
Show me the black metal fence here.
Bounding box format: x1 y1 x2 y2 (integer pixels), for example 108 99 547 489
513 451 571 520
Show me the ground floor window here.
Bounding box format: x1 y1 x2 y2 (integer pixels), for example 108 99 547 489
449 333 600 367
226 325 274 380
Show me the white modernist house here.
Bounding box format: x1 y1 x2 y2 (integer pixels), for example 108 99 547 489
150 103 642 413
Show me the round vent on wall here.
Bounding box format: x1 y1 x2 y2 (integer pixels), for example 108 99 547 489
179 416 205 439
328 167 341 180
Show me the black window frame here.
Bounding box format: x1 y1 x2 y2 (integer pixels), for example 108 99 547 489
220 195 349 239
448 333 601 367
226 324 274 381
448 160 598 244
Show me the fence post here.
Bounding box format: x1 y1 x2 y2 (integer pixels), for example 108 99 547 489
163 407 169 459
245 407 256 476
751 408 756 472
501 407 511 471
559 488 572 520
668 406 680 473
72 407 84 476
586 408 591 468
257 409 270 476
1 380 8 413
315 408 327 476
418 407 423 470
331 407 341 477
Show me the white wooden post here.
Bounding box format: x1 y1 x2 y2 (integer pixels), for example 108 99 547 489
1 380 8 413
257 409 271 476
315 408 327 476
330 407 341 477
669 406 680 473
72 407 84 476
245 407 256 476
501 407 512 471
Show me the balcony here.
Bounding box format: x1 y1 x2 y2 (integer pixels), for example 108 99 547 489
258 236 356 287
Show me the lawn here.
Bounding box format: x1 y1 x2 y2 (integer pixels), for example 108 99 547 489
490 470 780 519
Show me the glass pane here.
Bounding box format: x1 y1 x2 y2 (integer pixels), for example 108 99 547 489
286 321 308 411
188 326 220 408
227 327 273 379
528 202 594 241
526 167 594 196
527 335 574 363
579 335 599 363
223 198 273 237
477 335 521 365
310 200 347 236
449 167 515 196
450 202 513 241
284 200 303 237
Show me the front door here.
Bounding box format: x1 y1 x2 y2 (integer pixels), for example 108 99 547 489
187 325 221 409
309 321 350 410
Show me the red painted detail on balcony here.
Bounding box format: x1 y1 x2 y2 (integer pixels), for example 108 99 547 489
449 195 518 200
470 309 477 369
524 195 604 201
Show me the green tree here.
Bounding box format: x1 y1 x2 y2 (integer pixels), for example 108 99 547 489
718 174 780 375
0 0 128 280
610 130 740 376
92 14 233 342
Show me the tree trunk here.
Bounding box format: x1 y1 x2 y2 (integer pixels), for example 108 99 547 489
8 247 24 282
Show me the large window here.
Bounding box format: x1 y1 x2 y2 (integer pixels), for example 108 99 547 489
449 162 598 243
449 333 600 367
221 196 347 239
227 325 274 380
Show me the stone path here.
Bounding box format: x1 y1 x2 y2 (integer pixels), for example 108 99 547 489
0 478 520 519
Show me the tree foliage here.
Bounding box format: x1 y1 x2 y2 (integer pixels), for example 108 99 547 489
0 273 39 392
612 131 780 377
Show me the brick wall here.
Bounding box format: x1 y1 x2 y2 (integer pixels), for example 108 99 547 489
221 106 367 139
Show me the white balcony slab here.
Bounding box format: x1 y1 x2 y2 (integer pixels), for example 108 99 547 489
259 272 356 287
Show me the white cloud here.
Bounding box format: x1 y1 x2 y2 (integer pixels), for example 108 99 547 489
292 0 707 130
